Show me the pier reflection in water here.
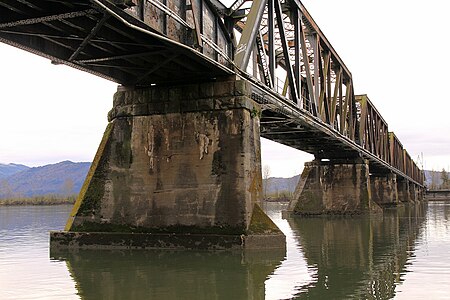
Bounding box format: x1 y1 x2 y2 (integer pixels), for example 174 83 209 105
284 204 427 299
260 202 429 299
51 248 285 300
50 203 430 299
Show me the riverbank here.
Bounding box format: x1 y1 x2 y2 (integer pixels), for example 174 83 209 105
0 195 76 206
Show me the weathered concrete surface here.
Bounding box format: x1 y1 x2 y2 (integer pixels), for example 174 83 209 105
52 80 285 250
408 183 423 203
50 231 286 250
397 179 412 203
370 173 399 206
288 159 382 215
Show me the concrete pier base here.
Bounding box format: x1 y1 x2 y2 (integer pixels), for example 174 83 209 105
287 159 382 215
50 80 285 250
370 173 398 207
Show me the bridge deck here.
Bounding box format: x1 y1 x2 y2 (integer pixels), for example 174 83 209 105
0 0 232 85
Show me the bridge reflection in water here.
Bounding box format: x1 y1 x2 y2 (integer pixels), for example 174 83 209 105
52 248 285 299
51 203 427 299
285 203 427 299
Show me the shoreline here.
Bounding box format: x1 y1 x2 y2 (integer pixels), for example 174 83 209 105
0 196 76 206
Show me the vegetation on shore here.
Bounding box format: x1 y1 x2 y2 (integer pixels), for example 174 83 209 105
0 195 76 206
428 168 450 190
264 191 293 202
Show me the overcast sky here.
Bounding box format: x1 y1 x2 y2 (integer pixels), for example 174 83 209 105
1 0 449 176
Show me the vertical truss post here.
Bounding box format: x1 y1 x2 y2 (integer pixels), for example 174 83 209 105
234 0 268 69
331 67 342 127
256 31 273 87
137 0 144 20
268 0 275 85
338 79 344 134
252 41 258 77
310 33 320 112
187 0 203 49
350 86 357 141
294 8 301 107
318 50 331 123
299 15 316 116
274 0 298 104
358 95 368 149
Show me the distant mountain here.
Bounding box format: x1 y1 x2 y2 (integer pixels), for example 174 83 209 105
0 161 90 198
0 160 442 199
264 175 300 195
0 163 29 179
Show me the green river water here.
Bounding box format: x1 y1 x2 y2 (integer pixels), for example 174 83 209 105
1 201 449 299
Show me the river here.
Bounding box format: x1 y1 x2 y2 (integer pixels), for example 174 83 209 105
1 201 450 299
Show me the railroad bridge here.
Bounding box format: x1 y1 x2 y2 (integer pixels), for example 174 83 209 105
0 0 424 250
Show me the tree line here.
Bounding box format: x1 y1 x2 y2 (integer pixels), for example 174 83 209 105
429 168 450 190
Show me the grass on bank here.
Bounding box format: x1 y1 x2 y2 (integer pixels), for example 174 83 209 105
0 195 77 206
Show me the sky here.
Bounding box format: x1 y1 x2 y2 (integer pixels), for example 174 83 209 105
1 0 449 177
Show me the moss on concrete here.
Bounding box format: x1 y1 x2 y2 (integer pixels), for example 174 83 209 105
295 190 324 214
247 203 282 235
65 123 113 231
70 221 247 235
114 120 133 168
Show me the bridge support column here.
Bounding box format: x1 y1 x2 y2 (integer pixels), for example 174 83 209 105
370 173 398 206
397 179 412 203
287 159 382 215
409 183 423 202
50 80 285 250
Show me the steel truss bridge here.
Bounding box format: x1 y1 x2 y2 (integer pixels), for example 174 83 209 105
0 0 423 185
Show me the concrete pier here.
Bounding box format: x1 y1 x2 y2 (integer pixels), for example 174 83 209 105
397 179 412 203
287 159 382 215
50 80 285 250
370 173 398 206
409 183 423 203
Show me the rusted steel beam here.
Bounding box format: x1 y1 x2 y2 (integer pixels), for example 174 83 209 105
234 0 267 69
274 0 298 104
291 0 352 79
69 13 110 61
299 17 316 115
186 0 202 48
0 9 97 28
356 94 390 161
293 8 301 104
267 0 275 85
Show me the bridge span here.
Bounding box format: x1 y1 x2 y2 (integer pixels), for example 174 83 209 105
0 0 424 250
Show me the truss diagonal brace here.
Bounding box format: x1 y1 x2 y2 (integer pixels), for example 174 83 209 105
69 14 110 61
132 54 179 85
274 0 299 104
234 0 268 70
